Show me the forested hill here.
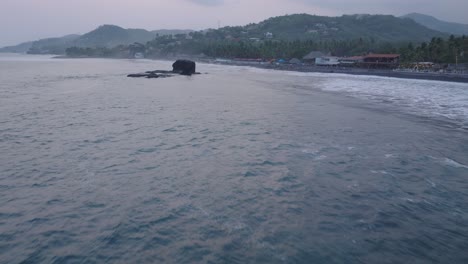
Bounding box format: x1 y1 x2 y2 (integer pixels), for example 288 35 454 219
213 14 447 42
27 34 80 54
401 13 468 36
0 41 34 53
72 25 153 48
0 25 193 54
1 13 453 56
138 13 452 59
72 25 192 47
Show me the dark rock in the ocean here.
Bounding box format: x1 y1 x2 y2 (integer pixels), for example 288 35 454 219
146 70 174 74
146 74 160 79
128 59 199 78
127 73 149 78
127 73 172 78
172 60 196 76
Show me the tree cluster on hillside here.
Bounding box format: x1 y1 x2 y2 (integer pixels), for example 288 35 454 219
65 46 128 58
65 34 468 65
211 14 445 42
61 14 467 64
399 35 468 63
143 33 468 63
145 36 398 58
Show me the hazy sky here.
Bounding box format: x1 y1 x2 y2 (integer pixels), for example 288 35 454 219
1 0 467 47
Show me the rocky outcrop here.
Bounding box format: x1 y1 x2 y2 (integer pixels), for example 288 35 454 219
128 60 198 78
127 72 172 78
172 60 196 76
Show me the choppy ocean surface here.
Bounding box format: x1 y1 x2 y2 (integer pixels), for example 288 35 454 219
1 54 468 263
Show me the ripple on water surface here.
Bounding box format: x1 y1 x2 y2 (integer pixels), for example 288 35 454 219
0 56 468 263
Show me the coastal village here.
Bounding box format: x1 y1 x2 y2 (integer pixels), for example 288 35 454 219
214 52 402 69
8 14 466 78
210 51 467 75
45 13 466 79
140 24 468 75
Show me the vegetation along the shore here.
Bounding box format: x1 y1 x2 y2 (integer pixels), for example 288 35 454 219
65 34 467 65
2 13 466 64
62 14 466 64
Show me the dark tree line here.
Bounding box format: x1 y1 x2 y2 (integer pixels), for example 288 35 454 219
399 35 468 63
144 36 396 59
66 34 468 64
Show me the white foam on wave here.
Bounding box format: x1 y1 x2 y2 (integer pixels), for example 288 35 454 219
283 72 468 128
371 170 391 175
425 178 437 188
211 64 468 127
430 156 468 169
441 158 468 169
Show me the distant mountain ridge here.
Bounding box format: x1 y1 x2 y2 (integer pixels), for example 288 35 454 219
401 13 468 36
138 13 451 59
0 41 34 53
211 14 446 42
72 25 152 48
0 25 193 54
28 34 80 54
0 14 452 55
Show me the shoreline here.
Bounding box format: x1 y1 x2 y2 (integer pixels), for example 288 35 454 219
5 53 468 83
204 61 468 84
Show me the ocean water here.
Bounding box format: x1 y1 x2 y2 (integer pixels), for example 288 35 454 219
1 54 468 263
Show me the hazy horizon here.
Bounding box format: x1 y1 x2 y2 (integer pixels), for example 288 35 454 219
1 0 468 47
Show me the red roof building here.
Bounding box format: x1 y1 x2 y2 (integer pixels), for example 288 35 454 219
360 54 400 69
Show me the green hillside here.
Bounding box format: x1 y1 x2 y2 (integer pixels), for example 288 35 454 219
1 26 194 55
28 34 80 54
151 29 194 36
141 13 450 59
401 13 468 36
73 25 154 48
217 14 446 42
0 41 34 53
2 13 451 56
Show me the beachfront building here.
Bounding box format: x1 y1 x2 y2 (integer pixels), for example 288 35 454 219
408 62 435 71
303 51 327 64
315 56 340 66
447 63 468 73
339 56 364 67
360 54 400 69
233 58 264 65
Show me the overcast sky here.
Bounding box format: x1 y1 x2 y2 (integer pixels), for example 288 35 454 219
1 0 467 47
